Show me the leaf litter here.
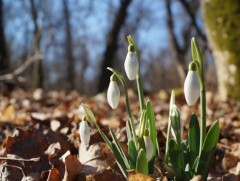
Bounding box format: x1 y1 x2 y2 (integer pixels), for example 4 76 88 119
0 88 239 180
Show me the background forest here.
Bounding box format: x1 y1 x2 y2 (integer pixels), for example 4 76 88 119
0 0 217 95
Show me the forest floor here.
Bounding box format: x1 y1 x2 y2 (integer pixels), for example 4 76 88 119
0 88 239 180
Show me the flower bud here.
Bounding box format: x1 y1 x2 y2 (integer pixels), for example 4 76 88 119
79 116 90 146
184 70 200 106
124 45 139 80
107 75 120 109
170 104 182 140
143 129 153 161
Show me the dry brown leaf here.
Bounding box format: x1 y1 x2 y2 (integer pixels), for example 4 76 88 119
0 105 15 122
190 175 204 181
85 168 125 181
79 142 114 174
222 173 240 181
63 155 83 181
128 171 154 181
222 152 240 172
47 168 61 181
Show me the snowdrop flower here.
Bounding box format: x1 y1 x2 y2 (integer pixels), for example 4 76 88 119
124 44 139 80
184 69 200 106
144 129 153 161
79 115 90 146
107 75 120 109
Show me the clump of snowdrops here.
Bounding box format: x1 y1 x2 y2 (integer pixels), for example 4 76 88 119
79 36 220 180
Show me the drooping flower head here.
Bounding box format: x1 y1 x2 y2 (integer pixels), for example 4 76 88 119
184 62 200 106
79 115 90 146
124 44 139 80
107 75 120 109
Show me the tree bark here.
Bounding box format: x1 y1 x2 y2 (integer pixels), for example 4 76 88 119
201 0 240 100
30 0 43 88
62 0 75 90
0 0 9 74
98 0 133 93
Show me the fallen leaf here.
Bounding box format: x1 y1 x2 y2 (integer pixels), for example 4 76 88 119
128 171 154 181
63 155 83 181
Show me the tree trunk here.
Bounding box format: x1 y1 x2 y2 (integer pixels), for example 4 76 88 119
30 0 43 88
0 0 9 74
62 0 74 90
201 0 240 100
98 0 133 93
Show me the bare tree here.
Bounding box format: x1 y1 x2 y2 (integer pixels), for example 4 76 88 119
98 0 133 92
30 0 43 88
165 0 189 85
0 0 9 74
62 0 75 90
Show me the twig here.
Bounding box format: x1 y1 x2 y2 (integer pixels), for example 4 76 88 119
0 53 42 81
0 156 40 162
178 0 207 43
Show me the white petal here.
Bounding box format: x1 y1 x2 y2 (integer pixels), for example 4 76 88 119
144 136 153 161
124 52 139 80
107 81 120 109
79 121 90 146
184 71 200 106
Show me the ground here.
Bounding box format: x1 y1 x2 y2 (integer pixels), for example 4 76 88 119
0 88 239 180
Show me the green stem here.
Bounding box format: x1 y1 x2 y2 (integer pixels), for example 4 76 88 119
136 74 145 112
191 38 206 154
199 78 206 153
124 82 138 144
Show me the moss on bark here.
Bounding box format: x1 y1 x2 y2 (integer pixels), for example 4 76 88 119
202 0 240 100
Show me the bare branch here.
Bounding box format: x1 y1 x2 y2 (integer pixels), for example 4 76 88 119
178 0 207 43
0 53 42 81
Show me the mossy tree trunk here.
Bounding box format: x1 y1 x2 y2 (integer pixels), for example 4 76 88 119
201 0 240 100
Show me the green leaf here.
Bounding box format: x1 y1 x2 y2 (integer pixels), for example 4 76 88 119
109 129 129 168
181 140 188 168
165 91 176 162
111 142 128 178
197 120 220 179
126 120 133 141
128 139 137 169
188 114 200 167
138 109 147 139
202 120 220 151
136 148 148 175
164 164 182 181
82 104 111 147
168 139 182 172
170 90 175 105
191 37 203 65
82 103 97 124
146 100 158 156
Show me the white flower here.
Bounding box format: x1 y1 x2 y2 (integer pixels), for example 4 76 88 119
184 71 200 106
144 133 153 161
79 120 90 146
124 51 139 80
107 80 120 109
